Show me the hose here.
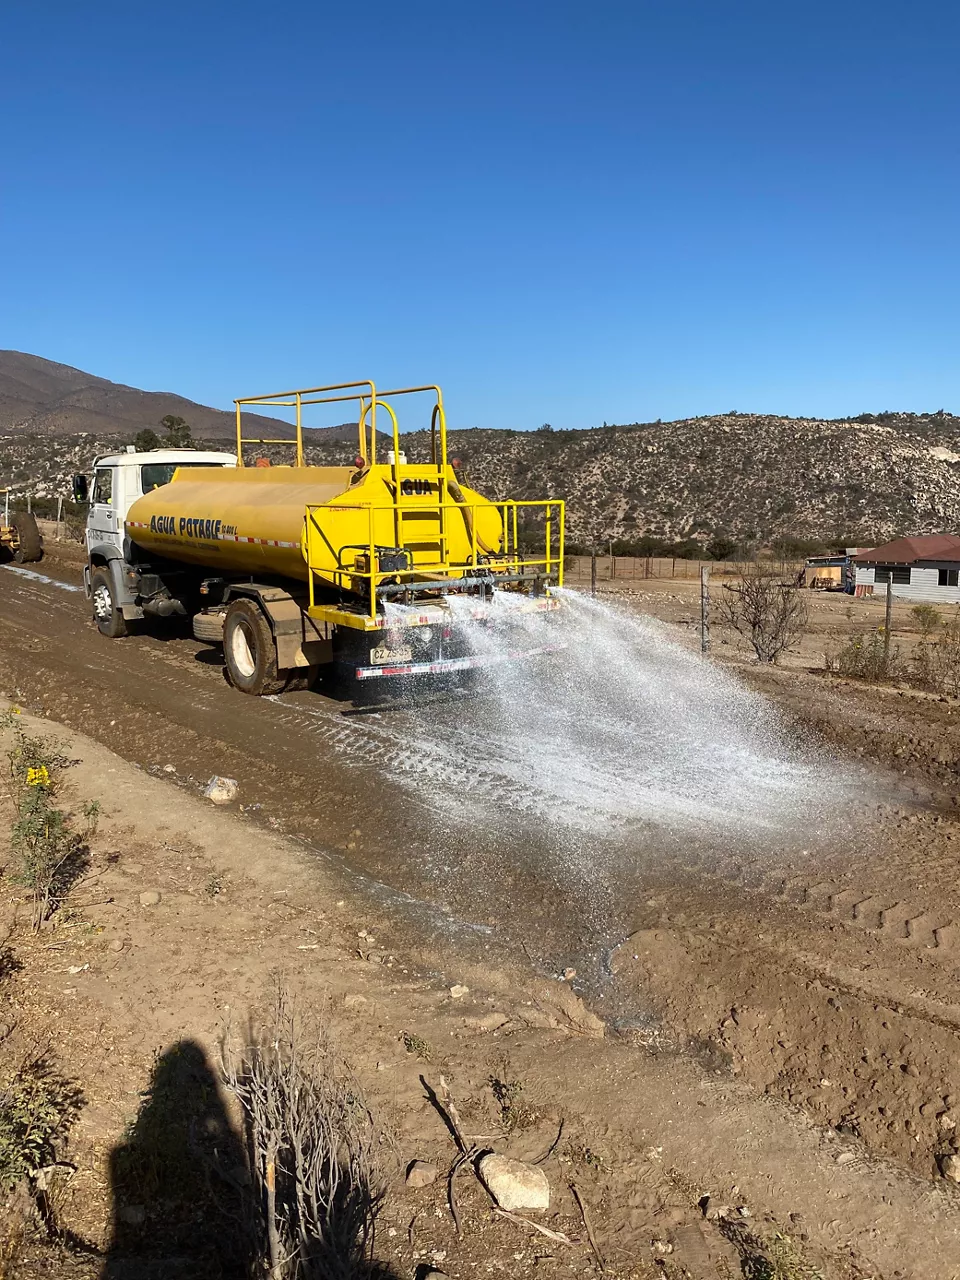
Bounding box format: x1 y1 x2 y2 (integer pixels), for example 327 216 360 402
446 480 499 556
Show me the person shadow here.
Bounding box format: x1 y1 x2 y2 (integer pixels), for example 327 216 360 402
101 1039 254 1280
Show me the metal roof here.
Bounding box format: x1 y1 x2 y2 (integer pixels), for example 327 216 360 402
854 534 960 565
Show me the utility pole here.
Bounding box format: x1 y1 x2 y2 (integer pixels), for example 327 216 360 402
700 564 711 653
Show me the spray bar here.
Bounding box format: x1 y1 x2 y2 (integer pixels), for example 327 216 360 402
354 642 563 680
375 572 552 597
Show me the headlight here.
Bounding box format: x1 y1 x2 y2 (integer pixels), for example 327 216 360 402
417 627 433 644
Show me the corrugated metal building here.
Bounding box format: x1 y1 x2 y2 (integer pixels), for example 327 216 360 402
854 534 960 602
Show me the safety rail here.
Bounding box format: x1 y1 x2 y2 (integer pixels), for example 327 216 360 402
304 499 565 622
233 380 449 475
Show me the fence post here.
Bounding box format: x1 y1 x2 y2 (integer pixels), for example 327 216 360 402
56 495 63 541
590 553 597 596
26 494 31 515
700 565 711 653
884 585 893 666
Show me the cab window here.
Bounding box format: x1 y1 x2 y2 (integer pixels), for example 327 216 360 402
92 469 113 504
140 461 226 493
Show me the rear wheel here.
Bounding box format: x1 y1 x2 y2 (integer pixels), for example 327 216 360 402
90 565 128 638
223 599 285 696
10 513 42 563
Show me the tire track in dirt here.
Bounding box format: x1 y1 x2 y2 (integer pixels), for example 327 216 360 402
701 845 960 962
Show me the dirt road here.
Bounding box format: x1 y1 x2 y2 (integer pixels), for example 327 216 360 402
7 550 960 1275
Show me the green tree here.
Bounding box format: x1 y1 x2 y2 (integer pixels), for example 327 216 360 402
159 415 194 447
707 534 738 561
130 415 194 452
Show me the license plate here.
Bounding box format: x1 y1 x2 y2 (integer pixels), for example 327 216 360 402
370 646 412 665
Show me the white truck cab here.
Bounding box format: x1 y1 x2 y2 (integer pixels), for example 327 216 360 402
78 447 236 634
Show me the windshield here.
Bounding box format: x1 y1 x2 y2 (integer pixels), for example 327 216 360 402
140 462 226 493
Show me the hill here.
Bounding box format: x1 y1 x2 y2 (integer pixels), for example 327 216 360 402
5 352 960 548
304 412 960 550
0 350 356 443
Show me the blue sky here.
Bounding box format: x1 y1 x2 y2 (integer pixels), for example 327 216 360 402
2 1 959 430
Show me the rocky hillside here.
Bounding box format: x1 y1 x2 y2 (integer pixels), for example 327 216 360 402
303 412 960 548
4 352 960 547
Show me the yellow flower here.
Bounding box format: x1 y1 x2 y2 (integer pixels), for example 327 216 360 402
11 707 20 715
26 765 50 788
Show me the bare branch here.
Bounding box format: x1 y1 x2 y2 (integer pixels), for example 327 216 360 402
220 988 386 1279
716 562 809 663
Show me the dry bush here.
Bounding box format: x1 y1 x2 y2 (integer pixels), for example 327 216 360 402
221 990 385 1280
910 603 942 637
717 562 809 663
911 612 960 696
824 630 901 683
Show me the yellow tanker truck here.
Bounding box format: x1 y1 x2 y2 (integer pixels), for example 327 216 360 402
78 380 564 700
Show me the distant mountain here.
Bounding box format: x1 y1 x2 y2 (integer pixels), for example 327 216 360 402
0 350 354 443
5 352 960 547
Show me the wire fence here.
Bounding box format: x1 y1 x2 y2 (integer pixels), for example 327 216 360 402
563 555 804 584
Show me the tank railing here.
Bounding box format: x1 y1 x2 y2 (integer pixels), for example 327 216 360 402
372 385 447 475
304 498 564 622
235 380 378 467
359 400 401 472
234 381 448 472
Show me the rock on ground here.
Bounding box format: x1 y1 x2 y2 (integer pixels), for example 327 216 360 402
478 1154 550 1211
204 776 239 805
405 1160 438 1188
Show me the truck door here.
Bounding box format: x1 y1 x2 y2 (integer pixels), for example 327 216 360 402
87 467 123 553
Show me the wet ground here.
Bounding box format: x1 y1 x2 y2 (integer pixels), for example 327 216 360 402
7 550 960 1189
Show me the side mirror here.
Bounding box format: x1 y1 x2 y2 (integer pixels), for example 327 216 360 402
72 474 89 503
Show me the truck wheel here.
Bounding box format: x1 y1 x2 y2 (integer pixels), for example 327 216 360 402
10 513 42 563
90 565 128 638
223 599 285 696
192 608 227 644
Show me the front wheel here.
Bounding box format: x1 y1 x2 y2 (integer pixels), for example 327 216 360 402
223 599 285 696
90 565 128 638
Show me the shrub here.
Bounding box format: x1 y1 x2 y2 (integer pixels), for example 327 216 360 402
0 1056 82 1192
3 713 88 932
824 630 901 682
912 613 960 696
718 563 809 663
910 603 941 637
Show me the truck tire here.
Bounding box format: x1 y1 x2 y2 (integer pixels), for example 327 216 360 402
193 608 227 644
10 513 42 563
90 565 128 638
223 599 285 696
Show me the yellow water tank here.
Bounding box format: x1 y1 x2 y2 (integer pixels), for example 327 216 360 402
125 463 504 589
